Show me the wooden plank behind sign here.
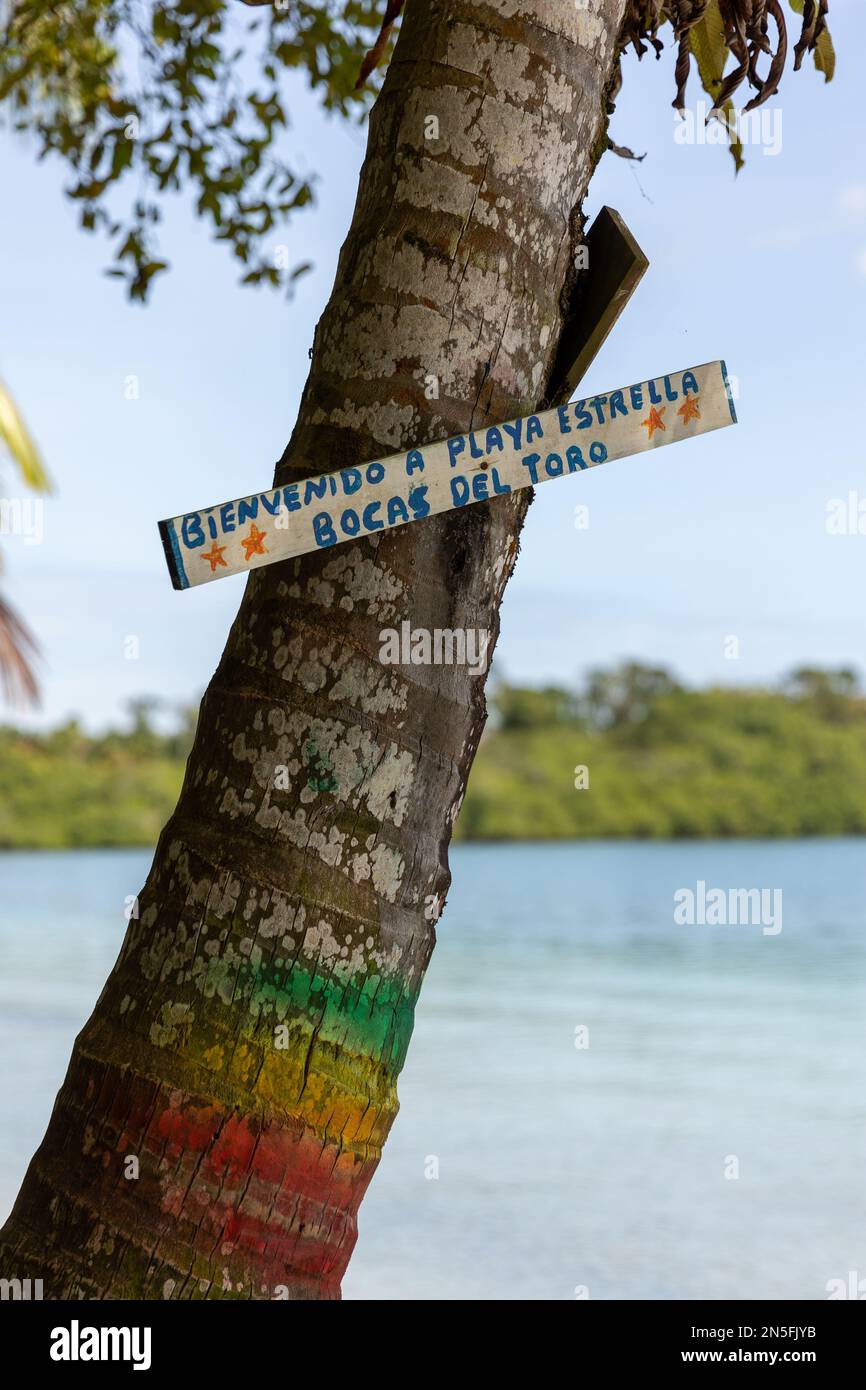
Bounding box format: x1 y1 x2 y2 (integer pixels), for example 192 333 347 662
159 360 737 590
546 206 649 408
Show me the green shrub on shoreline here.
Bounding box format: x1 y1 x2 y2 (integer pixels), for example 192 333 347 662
2 667 864 848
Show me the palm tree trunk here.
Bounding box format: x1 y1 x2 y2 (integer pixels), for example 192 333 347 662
0 0 628 1299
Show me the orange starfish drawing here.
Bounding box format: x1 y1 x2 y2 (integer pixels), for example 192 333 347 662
642 405 666 438
678 395 701 425
201 541 227 572
240 523 268 561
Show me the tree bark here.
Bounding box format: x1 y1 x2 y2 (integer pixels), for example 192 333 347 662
1 0 627 1299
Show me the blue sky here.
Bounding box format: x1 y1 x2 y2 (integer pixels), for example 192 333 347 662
1 3 864 730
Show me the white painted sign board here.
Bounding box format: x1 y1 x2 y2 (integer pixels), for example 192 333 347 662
159 360 736 590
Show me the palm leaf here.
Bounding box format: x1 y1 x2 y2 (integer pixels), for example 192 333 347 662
0 379 51 492
0 592 39 707
0 379 49 704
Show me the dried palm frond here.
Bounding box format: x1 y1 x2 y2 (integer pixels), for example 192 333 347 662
621 0 831 114
0 592 39 707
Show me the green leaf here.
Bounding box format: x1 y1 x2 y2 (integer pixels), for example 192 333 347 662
814 29 835 83
688 3 744 172
689 0 728 103
724 109 745 174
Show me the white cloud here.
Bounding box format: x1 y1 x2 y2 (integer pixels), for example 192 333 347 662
858 247 866 278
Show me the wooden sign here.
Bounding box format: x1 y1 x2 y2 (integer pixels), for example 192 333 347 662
159 360 736 590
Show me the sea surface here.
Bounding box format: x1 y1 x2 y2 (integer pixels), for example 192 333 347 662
1 841 864 1301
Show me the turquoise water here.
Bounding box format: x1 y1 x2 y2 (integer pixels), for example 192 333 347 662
1 842 864 1300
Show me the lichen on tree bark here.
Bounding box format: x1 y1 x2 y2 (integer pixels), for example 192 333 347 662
0 0 628 1299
